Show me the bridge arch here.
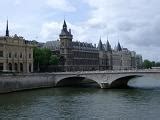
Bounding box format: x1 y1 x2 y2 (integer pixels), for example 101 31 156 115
110 75 142 88
56 76 101 88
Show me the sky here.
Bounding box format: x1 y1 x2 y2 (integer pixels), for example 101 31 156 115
0 0 160 61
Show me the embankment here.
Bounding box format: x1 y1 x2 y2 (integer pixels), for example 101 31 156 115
0 73 55 93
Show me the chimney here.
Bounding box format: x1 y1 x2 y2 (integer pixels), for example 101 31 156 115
69 29 71 34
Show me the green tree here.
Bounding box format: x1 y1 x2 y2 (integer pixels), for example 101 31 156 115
41 48 52 65
33 47 53 71
151 61 156 67
143 60 152 69
49 55 59 65
155 62 160 67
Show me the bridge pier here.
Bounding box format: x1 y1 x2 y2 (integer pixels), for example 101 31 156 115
100 83 110 89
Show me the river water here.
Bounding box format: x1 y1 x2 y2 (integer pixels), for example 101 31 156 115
0 77 160 120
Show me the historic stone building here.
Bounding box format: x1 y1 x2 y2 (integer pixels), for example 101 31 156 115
44 20 143 71
0 21 34 73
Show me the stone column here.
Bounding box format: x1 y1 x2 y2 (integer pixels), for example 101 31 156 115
3 62 7 72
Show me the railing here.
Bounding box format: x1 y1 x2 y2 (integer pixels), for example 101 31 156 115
55 69 160 75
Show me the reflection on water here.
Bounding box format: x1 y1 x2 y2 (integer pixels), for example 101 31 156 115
0 77 160 119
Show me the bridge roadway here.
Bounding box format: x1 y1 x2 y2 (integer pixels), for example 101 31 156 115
0 70 160 93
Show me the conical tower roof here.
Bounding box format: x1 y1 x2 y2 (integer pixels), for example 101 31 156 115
106 40 112 51
63 20 67 30
59 20 72 37
116 42 122 51
98 38 104 51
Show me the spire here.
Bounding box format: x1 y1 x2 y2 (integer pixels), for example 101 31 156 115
59 20 73 38
6 20 9 37
98 37 104 51
116 42 122 51
63 19 67 30
106 40 112 51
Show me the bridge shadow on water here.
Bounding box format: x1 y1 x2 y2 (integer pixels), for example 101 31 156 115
110 75 142 89
56 77 100 88
56 76 144 89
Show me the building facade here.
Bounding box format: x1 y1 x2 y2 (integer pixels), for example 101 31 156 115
0 21 34 73
44 20 143 71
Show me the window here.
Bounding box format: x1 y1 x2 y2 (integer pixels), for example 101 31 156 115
0 63 3 70
0 51 3 57
9 63 12 71
29 53 31 59
9 52 11 58
20 53 22 58
29 63 32 72
15 63 18 71
20 63 23 72
15 53 17 58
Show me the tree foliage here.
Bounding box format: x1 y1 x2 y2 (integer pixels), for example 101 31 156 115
49 55 59 65
143 60 152 69
143 59 160 69
155 62 160 67
33 47 59 71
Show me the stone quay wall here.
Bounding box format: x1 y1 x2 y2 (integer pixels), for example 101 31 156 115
0 73 56 93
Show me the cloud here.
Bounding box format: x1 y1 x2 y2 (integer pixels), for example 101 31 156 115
14 0 21 6
1 0 160 61
46 0 76 12
40 21 61 41
81 0 160 61
40 21 90 43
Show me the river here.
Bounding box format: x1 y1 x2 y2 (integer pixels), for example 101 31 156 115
0 77 160 120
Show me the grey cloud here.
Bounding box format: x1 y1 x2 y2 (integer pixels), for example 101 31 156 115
84 0 160 60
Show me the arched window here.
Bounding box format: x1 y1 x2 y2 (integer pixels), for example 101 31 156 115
29 63 32 72
20 63 23 72
29 53 31 59
9 63 12 71
20 53 22 58
0 63 3 71
15 53 17 58
15 63 18 72
9 53 11 58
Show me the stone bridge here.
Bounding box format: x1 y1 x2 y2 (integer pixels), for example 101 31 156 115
53 70 160 88
1 70 160 93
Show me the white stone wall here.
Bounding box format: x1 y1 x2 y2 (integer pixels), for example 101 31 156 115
0 36 34 73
